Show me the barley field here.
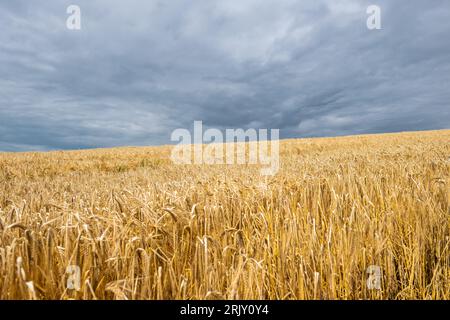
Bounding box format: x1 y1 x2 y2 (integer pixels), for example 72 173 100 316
0 130 449 300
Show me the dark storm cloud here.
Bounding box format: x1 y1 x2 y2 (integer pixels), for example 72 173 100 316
0 0 449 151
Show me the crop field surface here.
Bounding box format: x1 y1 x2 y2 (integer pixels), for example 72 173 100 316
0 129 449 300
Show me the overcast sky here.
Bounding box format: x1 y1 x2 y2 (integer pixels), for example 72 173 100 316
0 0 449 151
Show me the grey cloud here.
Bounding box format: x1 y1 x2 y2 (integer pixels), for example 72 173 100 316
0 0 449 151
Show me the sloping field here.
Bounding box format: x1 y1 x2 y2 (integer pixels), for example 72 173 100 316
0 130 449 299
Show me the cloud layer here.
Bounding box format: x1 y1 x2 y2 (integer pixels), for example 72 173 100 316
1 0 449 151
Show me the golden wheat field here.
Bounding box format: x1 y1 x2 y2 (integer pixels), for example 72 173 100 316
0 129 449 300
